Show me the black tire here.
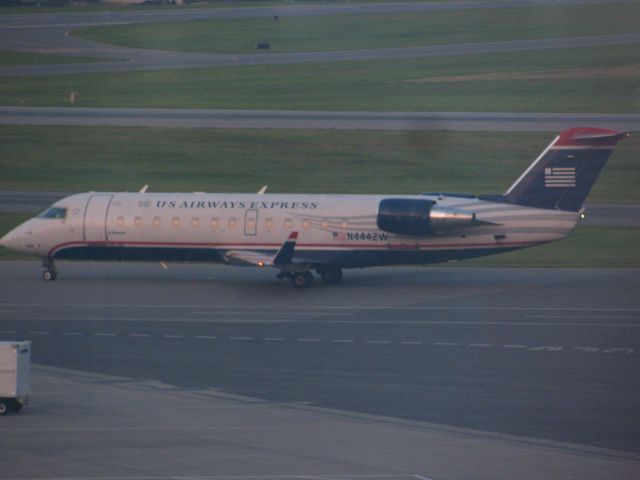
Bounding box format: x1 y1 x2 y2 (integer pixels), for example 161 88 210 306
42 270 57 281
0 399 9 416
291 271 314 288
320 268 343 284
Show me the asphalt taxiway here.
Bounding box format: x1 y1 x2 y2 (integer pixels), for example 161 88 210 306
1 261 639 478
1 107 639 132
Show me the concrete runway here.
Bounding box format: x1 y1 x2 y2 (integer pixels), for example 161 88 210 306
1 262 639 457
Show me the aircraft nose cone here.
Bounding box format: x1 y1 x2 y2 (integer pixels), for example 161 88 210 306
0 232 12 248
0 227 22 251
0 231 11 248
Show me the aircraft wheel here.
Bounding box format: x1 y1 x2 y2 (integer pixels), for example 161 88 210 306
320 268 343 284
42 269 57 282
291 271 314 288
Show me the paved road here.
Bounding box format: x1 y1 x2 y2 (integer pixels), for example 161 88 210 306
1 261 639 456
1 190 638 227
1 107 639 132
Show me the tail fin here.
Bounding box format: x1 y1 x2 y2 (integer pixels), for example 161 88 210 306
504 127 628 211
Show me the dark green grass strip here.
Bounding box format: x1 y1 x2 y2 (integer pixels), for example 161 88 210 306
71 4 640 54
1 45 638 113
0 126 637 202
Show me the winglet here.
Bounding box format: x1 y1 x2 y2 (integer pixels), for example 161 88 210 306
257 185 268 195
273 232 298 266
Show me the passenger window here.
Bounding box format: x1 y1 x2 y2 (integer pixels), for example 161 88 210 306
265 218 274 229
134 217 143 227
38 207 67 219
228 218 237 229
153 217 161 228
116 216 125 227
284 219 292 229
172 217 181 228
191 218 200 228
210 218 219 229
302 220 310 230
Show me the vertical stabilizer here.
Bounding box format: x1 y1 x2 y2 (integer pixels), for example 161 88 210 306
504 127 628 211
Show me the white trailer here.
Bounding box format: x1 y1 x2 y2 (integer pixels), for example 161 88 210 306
0 341 31 415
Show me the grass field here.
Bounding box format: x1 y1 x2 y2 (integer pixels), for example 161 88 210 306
0 0 409 15
0 51 111 67
1 126 638 202
72 3 640 54
1 44 639 112
458 227 640 268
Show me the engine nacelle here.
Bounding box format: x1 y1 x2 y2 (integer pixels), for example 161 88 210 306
376 198 476 236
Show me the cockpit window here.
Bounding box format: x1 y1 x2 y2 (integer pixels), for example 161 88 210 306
38 207 67 219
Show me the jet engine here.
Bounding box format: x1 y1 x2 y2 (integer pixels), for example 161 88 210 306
376 198 477 236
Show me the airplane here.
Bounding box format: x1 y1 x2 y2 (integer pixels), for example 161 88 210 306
0 127 628 288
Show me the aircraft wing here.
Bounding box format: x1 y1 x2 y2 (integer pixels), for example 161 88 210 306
223 250 276 267
223 232 305 268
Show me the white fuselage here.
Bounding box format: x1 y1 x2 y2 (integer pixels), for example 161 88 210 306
2 191 579 268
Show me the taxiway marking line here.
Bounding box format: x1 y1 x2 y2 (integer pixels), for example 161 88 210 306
4 316 639 327
4 303 640 312
2 331 636 355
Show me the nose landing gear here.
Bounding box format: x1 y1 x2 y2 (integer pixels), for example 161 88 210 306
42 257 57 281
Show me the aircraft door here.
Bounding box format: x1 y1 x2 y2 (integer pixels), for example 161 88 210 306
84 194 113 242
244 209 258 236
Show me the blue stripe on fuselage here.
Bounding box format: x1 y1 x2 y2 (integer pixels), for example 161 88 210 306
53 245 524 267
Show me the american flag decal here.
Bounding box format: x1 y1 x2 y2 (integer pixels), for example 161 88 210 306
332 231 346 241
544 167 576 188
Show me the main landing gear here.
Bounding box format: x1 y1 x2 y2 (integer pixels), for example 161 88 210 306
292 271 314 288
42 257 57 281
277 267 343 288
